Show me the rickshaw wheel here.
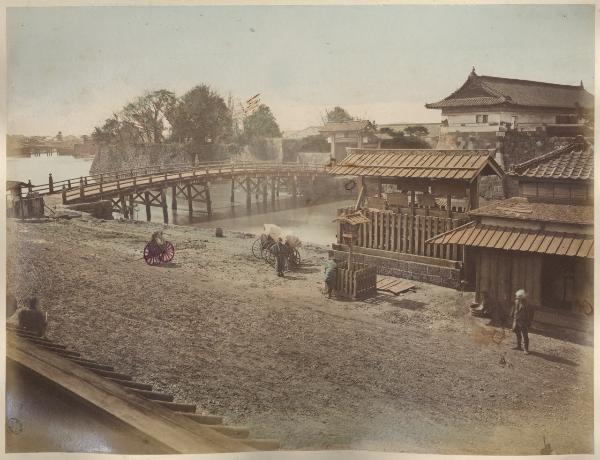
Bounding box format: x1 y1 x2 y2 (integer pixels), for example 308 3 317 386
160 241 175 263
264 246 276 266
251 238 263 259
289 248 301 267
143 242 162 266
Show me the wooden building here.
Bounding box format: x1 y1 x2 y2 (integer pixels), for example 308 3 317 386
428 139 593 329
329 148 504 288
426 68 594 137
319 120 387 163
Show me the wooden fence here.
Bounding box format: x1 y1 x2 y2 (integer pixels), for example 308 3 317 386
335 262 378 299
337 208 468 261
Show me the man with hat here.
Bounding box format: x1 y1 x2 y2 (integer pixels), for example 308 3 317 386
510 289 534 354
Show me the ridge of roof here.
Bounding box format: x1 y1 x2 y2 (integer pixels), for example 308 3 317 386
478 74 587 90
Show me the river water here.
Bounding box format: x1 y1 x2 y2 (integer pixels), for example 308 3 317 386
7 155 353 245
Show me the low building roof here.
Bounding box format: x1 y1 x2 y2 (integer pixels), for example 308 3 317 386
426 221 593 259
425 69 594 110
329 148 503 181
469 197 593 226
319 120 373 133
510 140 593 181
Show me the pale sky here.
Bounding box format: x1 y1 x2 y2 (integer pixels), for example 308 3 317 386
7 4 595 136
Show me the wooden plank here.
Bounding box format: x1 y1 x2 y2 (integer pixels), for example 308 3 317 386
576 239 593 258
6 336 256 453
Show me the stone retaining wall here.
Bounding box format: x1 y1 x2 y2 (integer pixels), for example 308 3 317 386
332 248 462 289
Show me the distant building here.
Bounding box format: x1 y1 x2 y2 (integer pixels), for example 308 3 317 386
319 120 384 163
426 68 593 137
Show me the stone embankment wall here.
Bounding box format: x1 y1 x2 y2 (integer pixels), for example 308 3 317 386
90 143 194 175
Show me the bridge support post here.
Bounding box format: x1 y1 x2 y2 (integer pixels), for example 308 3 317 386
120 194 128 219
128 194 134 220
187 184 193 215
230 179 235 205
291 176 298 198
205 183 212 217
171 186 178 211
270 178 276 204
246 177 252 209
262 179 268 204
48 173 54 194
160 189 168 224
144 191 151 222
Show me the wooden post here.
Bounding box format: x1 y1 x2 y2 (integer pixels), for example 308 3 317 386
171 186 178 211
377 176 383 197
410 190 416 216
276 178 280 197
271 178 276 204
246 177 252 208
67 179 71 190
48 173 54 194
160 189 168 224
80 177 85 199
120 194 128 218
262 179 268 203
291 176 298 197
205 183 212 216
61 189 67 204
187 183 193 215
446 194 452 218
27 180 33 193
128 194 134 219
230 178 235 205
144 191 151 222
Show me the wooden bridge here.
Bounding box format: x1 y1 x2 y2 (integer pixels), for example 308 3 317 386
19 162 328 223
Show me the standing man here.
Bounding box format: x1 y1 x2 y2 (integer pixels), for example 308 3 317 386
510 289 534 355
324 252 338 299
272 237 288 277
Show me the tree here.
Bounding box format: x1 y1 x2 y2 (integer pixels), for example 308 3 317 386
170 85 232 152
379 128 431 149
121 90 177 143
242 104 281 141
404 125 429 137
326 106 353 123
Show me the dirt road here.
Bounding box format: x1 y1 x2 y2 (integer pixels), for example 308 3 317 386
6 215 593 454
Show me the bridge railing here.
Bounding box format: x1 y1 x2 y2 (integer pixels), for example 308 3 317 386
18 161 328 199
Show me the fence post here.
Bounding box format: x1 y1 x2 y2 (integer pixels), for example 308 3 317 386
48 173 54 194
79 177 84 198
62 189 67 204
27 180 33 194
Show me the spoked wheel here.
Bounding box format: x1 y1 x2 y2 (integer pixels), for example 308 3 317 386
160 241 175 263
289 248 301 267
143 242 163 266
264 245 276 267
251 238 264 259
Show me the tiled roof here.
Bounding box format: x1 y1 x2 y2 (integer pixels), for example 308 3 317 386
427 221 593 259
426 72 594 110
510 141 593 181
329 148 504 180
469 197 593 225
319 120 372 133
333 211 370 225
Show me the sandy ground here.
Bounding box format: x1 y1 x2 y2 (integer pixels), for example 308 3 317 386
6 212 594 454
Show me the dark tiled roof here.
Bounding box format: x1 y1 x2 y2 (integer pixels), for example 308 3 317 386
329 148 504 180
510 141 593 181
427 221 593 259
469 197 593 226
319 120 372 133
426 72 594 110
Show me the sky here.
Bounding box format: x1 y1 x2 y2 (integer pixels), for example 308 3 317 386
6 4 595 136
